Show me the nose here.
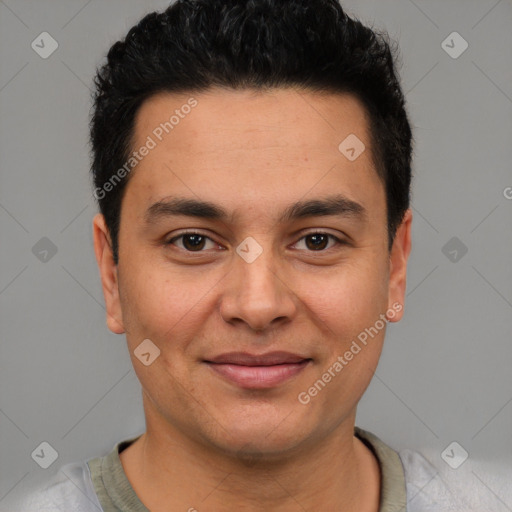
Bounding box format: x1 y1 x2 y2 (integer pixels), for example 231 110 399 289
219 243 297 333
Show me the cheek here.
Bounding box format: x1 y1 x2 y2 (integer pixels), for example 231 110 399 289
119 260 219 347
294 258 389 333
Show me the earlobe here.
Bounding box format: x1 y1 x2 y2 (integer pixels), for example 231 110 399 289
92 213 125 334
387 209 412 323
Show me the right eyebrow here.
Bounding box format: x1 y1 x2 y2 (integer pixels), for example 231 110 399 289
145 197 229 224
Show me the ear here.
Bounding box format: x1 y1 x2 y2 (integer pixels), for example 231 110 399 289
92 213 125 334
387 209 412 322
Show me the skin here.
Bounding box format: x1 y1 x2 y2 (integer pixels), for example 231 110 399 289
93 87 412 511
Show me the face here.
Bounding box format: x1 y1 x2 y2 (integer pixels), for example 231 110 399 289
94 87 411 458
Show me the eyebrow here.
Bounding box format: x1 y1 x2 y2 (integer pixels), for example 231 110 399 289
144 194 366 225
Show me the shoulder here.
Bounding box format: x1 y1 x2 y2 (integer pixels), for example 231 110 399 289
1 460 103 512
398 448 512 511
356 427 511 511
398 448 460 511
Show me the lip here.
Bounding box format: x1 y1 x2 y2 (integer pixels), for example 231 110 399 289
204 351 312 389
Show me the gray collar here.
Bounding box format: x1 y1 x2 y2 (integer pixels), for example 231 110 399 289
88 427 406 511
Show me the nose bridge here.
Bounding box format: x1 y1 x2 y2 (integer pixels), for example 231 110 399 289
220 235 296 331
238 239 279 294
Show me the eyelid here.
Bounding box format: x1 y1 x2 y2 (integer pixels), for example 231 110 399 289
295 228 346 240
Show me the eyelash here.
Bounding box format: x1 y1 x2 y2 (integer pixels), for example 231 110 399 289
166 230 345 253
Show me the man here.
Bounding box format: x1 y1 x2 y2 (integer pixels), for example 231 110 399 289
13 0 461 510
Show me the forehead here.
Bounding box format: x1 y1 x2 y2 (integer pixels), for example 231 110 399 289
125 87 384 223
134 87 373 154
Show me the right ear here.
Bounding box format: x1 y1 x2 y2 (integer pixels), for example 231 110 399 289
92 213 125 334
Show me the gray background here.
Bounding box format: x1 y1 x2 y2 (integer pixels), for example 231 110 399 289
1 0 511 508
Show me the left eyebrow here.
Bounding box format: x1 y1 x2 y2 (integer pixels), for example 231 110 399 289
144 194 367 225
278 194 366 223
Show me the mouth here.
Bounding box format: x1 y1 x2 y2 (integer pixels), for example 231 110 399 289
203 351 312 389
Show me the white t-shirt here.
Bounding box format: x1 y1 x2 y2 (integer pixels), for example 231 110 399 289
1 427 509 511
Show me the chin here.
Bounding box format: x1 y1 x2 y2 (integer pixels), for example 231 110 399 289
216 434 306 464
203 411 311 460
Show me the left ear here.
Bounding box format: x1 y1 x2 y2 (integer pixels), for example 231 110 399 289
387 209 412 322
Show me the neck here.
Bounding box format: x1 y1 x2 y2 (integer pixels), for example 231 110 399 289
120 402 380 511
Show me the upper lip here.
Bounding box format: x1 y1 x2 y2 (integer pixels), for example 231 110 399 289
205 351 311 366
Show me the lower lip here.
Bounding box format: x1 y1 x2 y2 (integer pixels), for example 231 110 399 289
205 360 311 389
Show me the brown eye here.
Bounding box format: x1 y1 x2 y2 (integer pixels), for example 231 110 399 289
167 232 217 252
305 233 329 250
181 234 206 251
294 232 342 252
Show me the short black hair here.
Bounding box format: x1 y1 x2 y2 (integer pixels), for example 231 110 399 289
90 0 413 264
